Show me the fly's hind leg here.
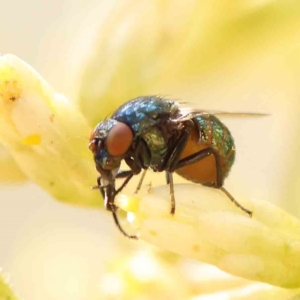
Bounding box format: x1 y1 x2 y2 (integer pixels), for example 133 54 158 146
219 186 252 216
171 147 252 217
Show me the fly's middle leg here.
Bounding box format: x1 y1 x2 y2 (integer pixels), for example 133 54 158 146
164 128 191 215
165 171 175 214
134 169 147 194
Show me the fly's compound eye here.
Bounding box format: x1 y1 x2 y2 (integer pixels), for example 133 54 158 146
106 122 133 156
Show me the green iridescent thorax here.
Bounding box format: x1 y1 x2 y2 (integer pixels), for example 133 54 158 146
194 115 235 177
141 127 168 170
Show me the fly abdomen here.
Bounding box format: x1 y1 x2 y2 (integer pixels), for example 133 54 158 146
175 114 235 185
194 114 235 176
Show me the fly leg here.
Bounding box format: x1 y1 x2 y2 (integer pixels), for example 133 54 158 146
132 138 150 194
165 171 170 184
115 168 148 195
164 128 191 214
115 171 134 195
112 167 146 240
92 175 105 198
116 170 133 178
108 143 147 240
109 170 139 240
92 166 138 240
168 172 176 214
219 186 252 217
105 183 138 240
93 171 132 198
165 172 175 214
134 169 147 194
170 147 252 217
111 137 149 197
111 171 139 240
112 211 138 239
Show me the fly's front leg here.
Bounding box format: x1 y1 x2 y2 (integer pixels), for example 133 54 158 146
106 185 138 239
104 183 117 211
105 165 138 240
99 175 138 239
112 211 138 239
110 153 144 240
91 175 105 198
110 138 149 240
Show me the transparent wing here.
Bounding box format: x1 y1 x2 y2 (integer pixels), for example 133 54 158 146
178 102 268 118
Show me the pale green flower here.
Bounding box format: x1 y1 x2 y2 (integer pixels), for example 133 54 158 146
2 1 300 299
116 184 300 288
0 55 99 207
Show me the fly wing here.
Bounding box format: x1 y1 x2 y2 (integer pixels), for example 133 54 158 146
178 103 268 118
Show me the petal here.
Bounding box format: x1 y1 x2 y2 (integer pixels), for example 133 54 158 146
116 183 300 288
0 55 101 207
191 283 300 300
0 145 26 183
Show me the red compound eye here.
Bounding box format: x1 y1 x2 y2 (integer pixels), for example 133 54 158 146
106 122 133 156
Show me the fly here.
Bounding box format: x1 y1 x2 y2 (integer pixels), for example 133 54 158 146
89 96 263 239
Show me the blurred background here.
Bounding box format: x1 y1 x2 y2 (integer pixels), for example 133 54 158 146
1 0 300 299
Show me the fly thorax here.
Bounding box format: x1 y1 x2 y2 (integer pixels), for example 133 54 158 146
142 127 168 167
